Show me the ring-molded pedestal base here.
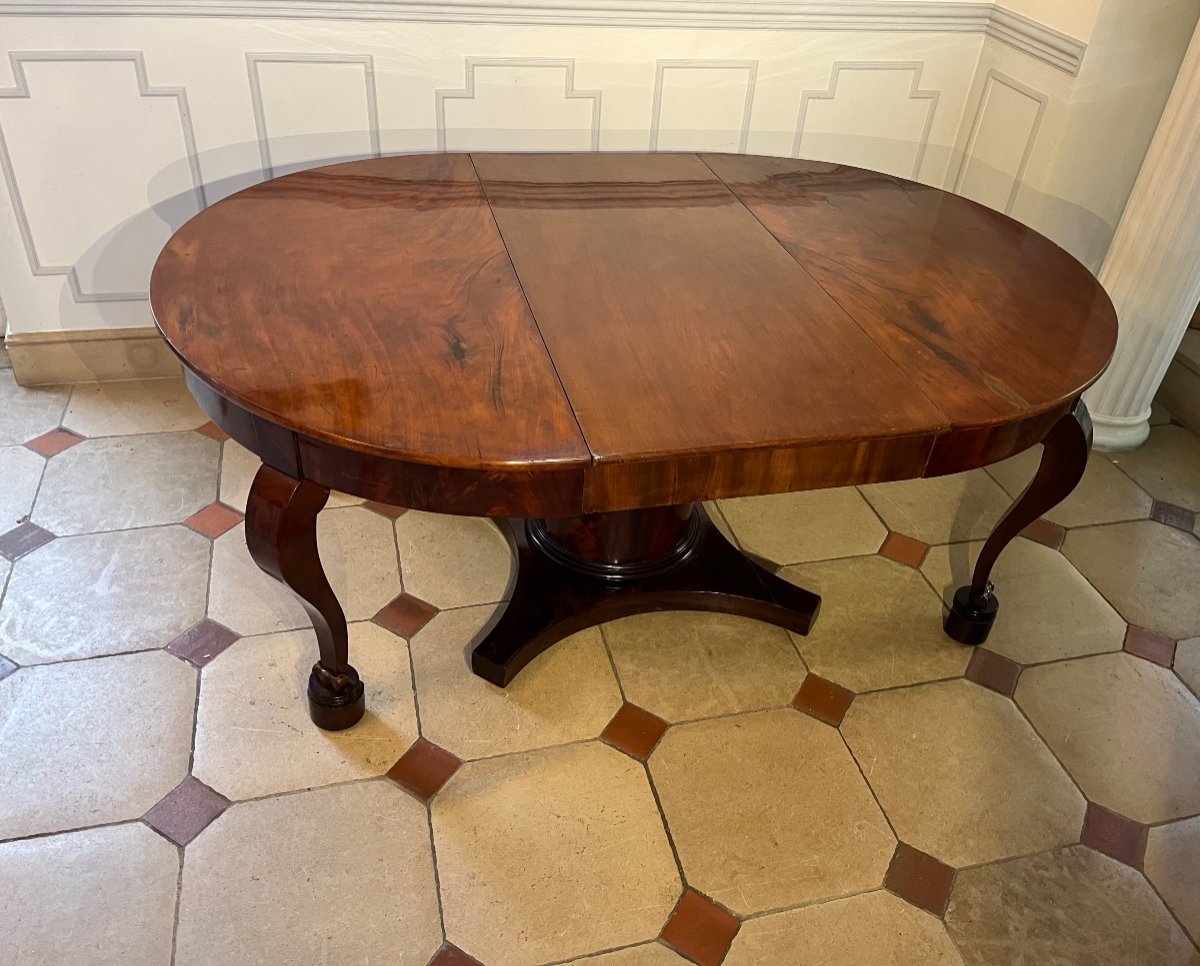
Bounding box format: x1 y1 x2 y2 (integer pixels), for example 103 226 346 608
307 664 366 731
472 504 822 686
943 586 999 646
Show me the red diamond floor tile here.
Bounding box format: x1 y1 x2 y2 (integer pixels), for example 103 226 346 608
374 593 439 639
659 889 740 966
167 619 240 668
23 427 84 457
143 776 230 846
600 703 670 761
884 842 956 917
792 674 855 727
387 738 462 802
965 648 1022 697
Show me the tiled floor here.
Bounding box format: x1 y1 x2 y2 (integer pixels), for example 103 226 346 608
1 369 1199 965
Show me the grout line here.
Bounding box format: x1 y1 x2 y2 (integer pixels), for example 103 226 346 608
597 624 628 703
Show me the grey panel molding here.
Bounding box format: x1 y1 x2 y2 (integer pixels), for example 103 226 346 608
953 67 1048 213
0 50 206 303
435 57 601 152
0 3 1087 75
793 60 940 180
649 59 758 153
247 52 382 178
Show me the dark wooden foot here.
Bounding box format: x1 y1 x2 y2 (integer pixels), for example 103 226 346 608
472 504 821 686
245 463 365 730
945 399 1092 646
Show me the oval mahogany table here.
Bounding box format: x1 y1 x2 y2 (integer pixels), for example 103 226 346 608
150 152 1117 730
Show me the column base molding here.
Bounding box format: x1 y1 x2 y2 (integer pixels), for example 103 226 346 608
6 326 181 386
1088 407 1151 452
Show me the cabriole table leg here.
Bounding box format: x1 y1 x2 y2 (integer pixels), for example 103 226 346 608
245 463 365 731
944 399 1093 645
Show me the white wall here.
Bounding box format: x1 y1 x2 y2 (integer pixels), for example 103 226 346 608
0 0 1195 339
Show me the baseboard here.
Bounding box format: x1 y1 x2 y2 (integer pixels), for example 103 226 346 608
1157 331 1200 433
6 327 182 385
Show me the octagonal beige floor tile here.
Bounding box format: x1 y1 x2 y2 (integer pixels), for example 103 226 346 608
33 432 219 535
410 605 622 760
841 679 1084 867
62 378 205 437
725 890 962 966
945 845 1198 965
434 741 680 966
1178 638 1200 697
219 439 362 512
650 709 894 915
208 508 400 637
0 824 179 966
0 445 43 532
0 370 69 446
1016 652 1200 823
395 510 513 609
921 538 1125 664
175 780 441 966
0 526 210 664
564 945 688 965
1063 520 1200 640
717 488 886 565
985 446 1153 528
604 612 806 722
1145 815 1200 945
0 650 195 839
859 469 1012 544
192 621 418 800
779 556 967 692
1108 424 1200 511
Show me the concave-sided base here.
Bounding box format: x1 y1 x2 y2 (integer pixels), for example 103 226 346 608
472 504 822 687
307 663 366 731
943 586 999 647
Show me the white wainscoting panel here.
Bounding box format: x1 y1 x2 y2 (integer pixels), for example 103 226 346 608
954 68 1046 212
650 60 757 153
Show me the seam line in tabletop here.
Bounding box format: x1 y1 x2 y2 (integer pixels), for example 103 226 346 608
468 151 597 465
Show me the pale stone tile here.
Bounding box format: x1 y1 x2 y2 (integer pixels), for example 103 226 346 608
725 890 963 966
193 622 418 800
1016 652 1200 823
208 508 400 637
946 845 1199 965
1145 815 1200 946
604 612 806 722
780 555 967 692
395 510 513 609
175 781 441 966
0 651 195 839
433 742 680 966
985 446 1153 528
717 487 886 565
62 378 205 436
410 605 622 760
219 438 361 512
564 945 688 965
0 824 179 966
0 526 209 664
921 538 1125 664
859 469 1011 544
1178 638 1200 697
1108 424 1200 511
33 432 218 535
841 679 1084 867
0 445 43 532
650 709 894 915
1063 520 1200 640
0 370 69 446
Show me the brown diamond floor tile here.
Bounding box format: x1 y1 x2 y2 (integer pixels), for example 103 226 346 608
792 673 855 726
659 889 741 966
167 619 240 668
0 654 17 681
1080 801 1148 869
365 499 408 520
387 738 462 801
23 427 84 457
374 592 440 639
1021 517 1067 549
1123 625 1177 668
0 521 55 561
878 531 929 568
601 702 670 760
965 647 1022 697
428 944 483 966
884 842 956 917
184 502 244 539
1151 500 1196 532
143 776 230 846
195 420 229 442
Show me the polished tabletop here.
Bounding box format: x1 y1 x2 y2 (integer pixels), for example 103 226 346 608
150 152 1117 516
